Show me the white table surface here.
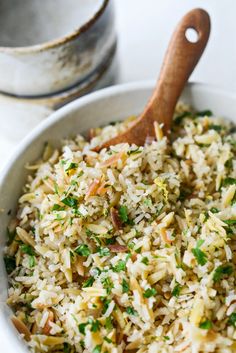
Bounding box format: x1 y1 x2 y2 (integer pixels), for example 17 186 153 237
1 0 236 169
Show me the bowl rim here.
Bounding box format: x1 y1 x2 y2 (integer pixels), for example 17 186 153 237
0 80 235 188
0 80 236 352
0 0 109 53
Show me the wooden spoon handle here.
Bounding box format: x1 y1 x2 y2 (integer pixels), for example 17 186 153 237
143 8 211 133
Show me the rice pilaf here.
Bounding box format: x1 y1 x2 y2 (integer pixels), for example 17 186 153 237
4 102 236 352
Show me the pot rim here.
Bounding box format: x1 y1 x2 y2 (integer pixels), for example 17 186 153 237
0 0 109 54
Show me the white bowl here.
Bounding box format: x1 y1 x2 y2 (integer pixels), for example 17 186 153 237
0 81 235 352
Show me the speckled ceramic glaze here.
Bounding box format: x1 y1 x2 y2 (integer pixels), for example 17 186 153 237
0 0 116 96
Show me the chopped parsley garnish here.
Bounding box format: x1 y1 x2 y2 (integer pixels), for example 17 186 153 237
54 182 59 195
113 260 126 272
224 219 236 225
118 205 134 225
63 342 71 353
83 277 95 288
178 187 192 201
75 244 91 257
228 313 236 327
126 306 138 316
191 239 207 266
80 340 85 349
163 336 170 341
65 162 78 172
97 247 110 257
141 257 149 265
78 322 87 335
105 317 113 330
20 244 35 256
118 205 129 223
88 318 100 332
92 345 102 353
135 247 142 254
143 287 157 298
213 264 233 282
61 196 78 209
102 299 111 314
222 178 236 187
143 198 153 207
52 204 65 211
199 319 213 330
209 124 222 132
196 109 212 117
29 255 36 268
101 276 114 294
122 279 129 293
4 255 16 274
172 283 181 297
127 147 142 155
210 207 219 213
128 241 135 249
104 337 112 343
174 111 192 125
225 158 233 169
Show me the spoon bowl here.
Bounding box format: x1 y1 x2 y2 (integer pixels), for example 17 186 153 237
95 8 210 151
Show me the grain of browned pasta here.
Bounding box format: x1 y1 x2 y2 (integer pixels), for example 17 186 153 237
4 102 236 353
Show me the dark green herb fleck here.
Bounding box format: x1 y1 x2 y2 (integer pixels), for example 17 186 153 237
141 257 149 265
127 147 142 156
196 109 212 117
61 196 78 209
97 247 110 257
101 277 114 294
89 319 100 332
113 260 126 272
29 255 36 268
210 207 219 213
126 306 138 316
118 205 129 223
224 219 236 225
122 279 129 293
191 240 207 266
105 317 113 330
174 111 192 125
199 320 213 330
78 322 87 335
20 244 35 256
4 255 16 274
65 163 78 172
228 313 236 327
172 283 181 297
92 344 102 353
209 124 222 132
222 178 236 187
213 264 233 282
63 343 71 353
52 204 65 211
83 277 95 288
75 244 91 257
143 287 157 298
164 336 170 341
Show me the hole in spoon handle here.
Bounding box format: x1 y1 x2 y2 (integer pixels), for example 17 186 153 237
149 8 211 133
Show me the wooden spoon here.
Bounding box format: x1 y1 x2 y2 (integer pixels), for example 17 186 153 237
94 8 210 151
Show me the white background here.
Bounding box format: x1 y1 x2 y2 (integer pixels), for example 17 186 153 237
115 0 236 92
